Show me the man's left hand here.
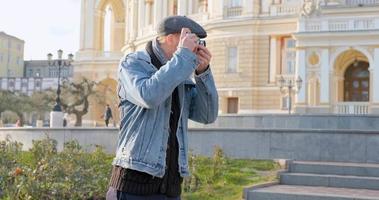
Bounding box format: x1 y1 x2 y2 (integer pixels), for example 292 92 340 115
195 45 212 74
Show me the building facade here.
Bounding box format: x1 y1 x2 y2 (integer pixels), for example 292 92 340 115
24 60 73 79
0 32 24 78
76 0 379 122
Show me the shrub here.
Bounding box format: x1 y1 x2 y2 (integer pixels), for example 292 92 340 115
0 136 113 200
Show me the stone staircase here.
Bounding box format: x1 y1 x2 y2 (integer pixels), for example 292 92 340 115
246 161 379 200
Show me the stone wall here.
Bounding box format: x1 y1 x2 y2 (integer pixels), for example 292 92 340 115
1 126 379 163
189 114 379 130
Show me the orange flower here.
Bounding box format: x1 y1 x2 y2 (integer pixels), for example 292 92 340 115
14 167 23 176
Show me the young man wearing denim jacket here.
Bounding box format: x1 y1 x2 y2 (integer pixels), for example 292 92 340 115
106 16 218 200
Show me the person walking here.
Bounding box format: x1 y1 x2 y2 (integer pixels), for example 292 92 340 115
106 16 218 200
104 104 113 127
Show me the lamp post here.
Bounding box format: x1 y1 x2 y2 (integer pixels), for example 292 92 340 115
278 75 303 114
47 49 73 127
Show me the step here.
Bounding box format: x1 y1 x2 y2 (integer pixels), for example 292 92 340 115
280 172 379 190
247 185 379 200
290 161 379 177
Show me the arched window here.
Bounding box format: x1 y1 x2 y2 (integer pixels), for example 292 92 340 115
344 61 370 102
103 5 113 52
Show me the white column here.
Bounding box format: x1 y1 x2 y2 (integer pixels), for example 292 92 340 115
208 0 224 19
178 0 187 15
295 49 306 103
242 0 254 15
154 0 163 25
129 0 138 42
269 36 277 83
79 0 86 50
373 48 379 103
188 0 193 14
138 0 145 31
82 0 96 50
145 1 152 26
320 48 330 103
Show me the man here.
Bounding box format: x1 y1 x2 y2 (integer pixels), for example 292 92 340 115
104 104 113 127
106 16 218 200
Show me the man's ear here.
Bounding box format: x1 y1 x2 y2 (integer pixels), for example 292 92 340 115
166 34 175 45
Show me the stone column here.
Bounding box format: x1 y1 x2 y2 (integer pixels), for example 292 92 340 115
371 48 379 114
295 49 306 104
145 0 153 26
178 0 187 15
154 0 164 25
138 0 145 31
320 48 330 104
208 0 224 19
242 0 254 16
130 0 138 41
269 36 277 83
80 0 96 51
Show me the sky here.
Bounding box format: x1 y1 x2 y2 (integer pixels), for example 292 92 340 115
0 0 81 60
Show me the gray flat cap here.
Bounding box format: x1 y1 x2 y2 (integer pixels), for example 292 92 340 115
157 16 207 38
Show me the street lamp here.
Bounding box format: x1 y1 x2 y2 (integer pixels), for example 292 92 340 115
47 49 74 112
278 75 303 114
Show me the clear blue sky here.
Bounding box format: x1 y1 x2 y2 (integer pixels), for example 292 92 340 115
0 0 81 60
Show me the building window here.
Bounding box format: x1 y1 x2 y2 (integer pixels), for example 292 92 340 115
28 69 33 77
0 53 3 62
344 61 370 102
35 69 41 77
16 57 20 65
282 38 296 75
227 97 239 113
227 47 238 73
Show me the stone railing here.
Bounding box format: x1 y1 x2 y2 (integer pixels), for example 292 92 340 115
224 6 243 18
346 0 379 5
334 102 370 114
269 4 301 16
321 0 379 6
299 17 379 32
188 12 209 24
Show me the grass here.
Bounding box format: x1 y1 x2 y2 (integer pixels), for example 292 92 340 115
182 153 280 200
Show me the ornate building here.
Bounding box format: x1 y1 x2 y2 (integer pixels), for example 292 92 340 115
76 0 379 125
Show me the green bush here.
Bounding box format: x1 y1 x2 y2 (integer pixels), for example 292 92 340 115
0 138 279 200
0 136 113 200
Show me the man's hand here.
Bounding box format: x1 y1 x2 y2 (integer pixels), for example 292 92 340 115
195 45 212 74
178 28 198 52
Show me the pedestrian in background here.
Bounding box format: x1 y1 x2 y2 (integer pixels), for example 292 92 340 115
104 104 113 127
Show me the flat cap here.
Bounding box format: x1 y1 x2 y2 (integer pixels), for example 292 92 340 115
157 16 207 38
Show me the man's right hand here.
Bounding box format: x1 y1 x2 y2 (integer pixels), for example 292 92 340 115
178 28 198 52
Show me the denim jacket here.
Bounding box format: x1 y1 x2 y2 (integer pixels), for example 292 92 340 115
113 47 218 178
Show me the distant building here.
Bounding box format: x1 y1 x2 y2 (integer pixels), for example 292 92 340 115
0 60 73 95
0 31 24 77
24 60 73 79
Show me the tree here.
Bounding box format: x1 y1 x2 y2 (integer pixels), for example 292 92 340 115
59 78 100 126
29 91 54 120
0 91 33 126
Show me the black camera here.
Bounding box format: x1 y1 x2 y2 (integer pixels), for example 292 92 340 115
199 40 206 47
